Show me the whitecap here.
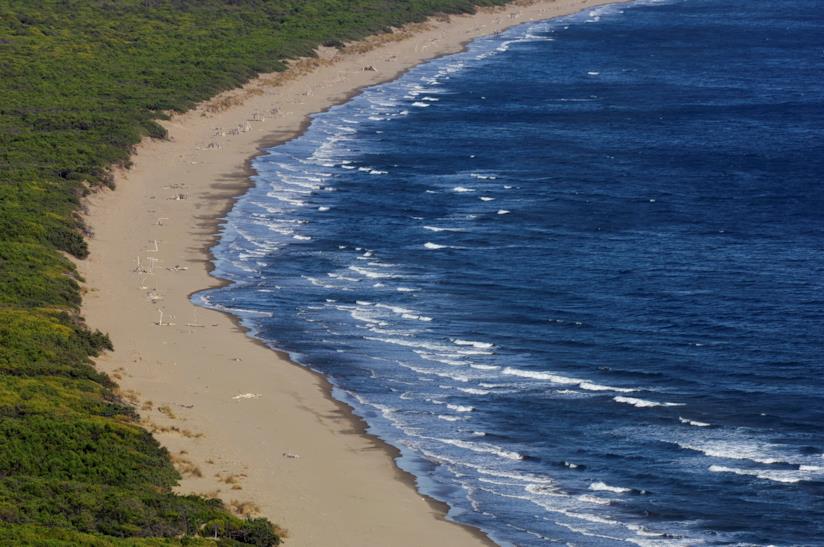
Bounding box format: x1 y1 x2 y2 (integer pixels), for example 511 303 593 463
708 465 806 484
436 438 523 461
577 494 612 506
403 313 432 322
589 481 631 494
613 396 683 408
348 265 395 279
447 403 474 413
374 303 412 314
497 209 511 215
458 387 491 395
395 363 471 383
424 225 465 232
675 438 791 465
350 310 385 325
503 367 636 393
579 381 636 393
470 364 500 371
452 339 494 350
678 416 711 427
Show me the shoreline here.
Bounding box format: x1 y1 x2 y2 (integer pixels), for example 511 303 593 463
77 1 620 544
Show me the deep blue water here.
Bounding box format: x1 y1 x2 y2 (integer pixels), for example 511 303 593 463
199 0 824 544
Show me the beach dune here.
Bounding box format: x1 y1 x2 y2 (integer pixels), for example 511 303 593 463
77 1 619 544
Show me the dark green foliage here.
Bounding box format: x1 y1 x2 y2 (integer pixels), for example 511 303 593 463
0 0 510 543
0 478 280 543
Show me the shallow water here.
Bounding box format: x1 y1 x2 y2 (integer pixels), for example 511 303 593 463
200 1 824 544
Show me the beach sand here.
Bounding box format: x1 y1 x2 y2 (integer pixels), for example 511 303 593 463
77 1 618 544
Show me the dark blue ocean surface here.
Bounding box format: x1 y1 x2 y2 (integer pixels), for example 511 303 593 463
199 0 824 544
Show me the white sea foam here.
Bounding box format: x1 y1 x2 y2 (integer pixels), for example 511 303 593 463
579 381 635 393
317 206 330 211
415 352 463 367
327 273 359 282
675 438 797 465
678 416 711 427
303 275 345 290
412 101 431 107
374 303 411 314
350 310 386 326
613 396 683 408
348 265 395 279
447 403 474 413
502 367 636 393
403 313 432 322
365 336 449 353
480 196 495 201
589 481 631 494
497 209 511 215
458 387 491 395
423 225 465 232
707 465 815 484
453 186 475 193
438 415 463 422
437 438 523 461
209 303 272 318
562 510 619 526
578 494 612 505
399 363 471 383
452 339 494 350
265 192 305 206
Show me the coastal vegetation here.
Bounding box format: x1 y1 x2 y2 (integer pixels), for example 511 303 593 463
0 0 507 543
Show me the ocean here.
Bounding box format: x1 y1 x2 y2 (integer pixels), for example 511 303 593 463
197 0 824 544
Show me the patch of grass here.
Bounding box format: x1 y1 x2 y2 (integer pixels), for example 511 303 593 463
157 405 176 420
171 453 203 479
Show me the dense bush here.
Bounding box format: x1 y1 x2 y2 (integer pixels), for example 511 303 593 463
0 0 509 543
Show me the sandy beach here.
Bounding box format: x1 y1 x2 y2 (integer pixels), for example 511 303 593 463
76 1 618 544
